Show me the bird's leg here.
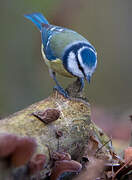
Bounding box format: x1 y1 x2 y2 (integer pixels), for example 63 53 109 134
49 69 69 98
78 77 85 92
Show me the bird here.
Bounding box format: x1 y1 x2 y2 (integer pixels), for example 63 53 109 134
24 13 97 98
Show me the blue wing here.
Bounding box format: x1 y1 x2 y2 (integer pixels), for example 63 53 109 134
41 25 66 60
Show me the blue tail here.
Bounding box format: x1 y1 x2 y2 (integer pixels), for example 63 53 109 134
24 13 49 31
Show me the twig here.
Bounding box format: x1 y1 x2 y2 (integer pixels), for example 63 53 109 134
112 157 132 180
96 139 112 154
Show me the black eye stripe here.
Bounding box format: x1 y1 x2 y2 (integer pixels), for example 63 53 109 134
75 53 85 77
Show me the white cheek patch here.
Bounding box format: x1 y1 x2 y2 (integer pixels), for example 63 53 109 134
67 51 84 78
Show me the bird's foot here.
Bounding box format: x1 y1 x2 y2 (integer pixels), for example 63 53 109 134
53 85 69 98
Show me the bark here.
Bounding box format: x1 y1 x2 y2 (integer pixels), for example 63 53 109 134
0 80 114 179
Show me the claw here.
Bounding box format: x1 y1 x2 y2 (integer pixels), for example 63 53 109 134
54 86 69 98
49 69 69 98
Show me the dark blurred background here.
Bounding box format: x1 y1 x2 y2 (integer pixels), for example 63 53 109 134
0 0 132 139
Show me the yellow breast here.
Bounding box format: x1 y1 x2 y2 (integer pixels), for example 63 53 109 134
41 45 73 78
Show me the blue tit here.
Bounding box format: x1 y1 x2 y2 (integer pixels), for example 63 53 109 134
24 13 97 98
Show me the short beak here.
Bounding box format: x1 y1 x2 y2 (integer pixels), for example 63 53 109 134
86 75 91 84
